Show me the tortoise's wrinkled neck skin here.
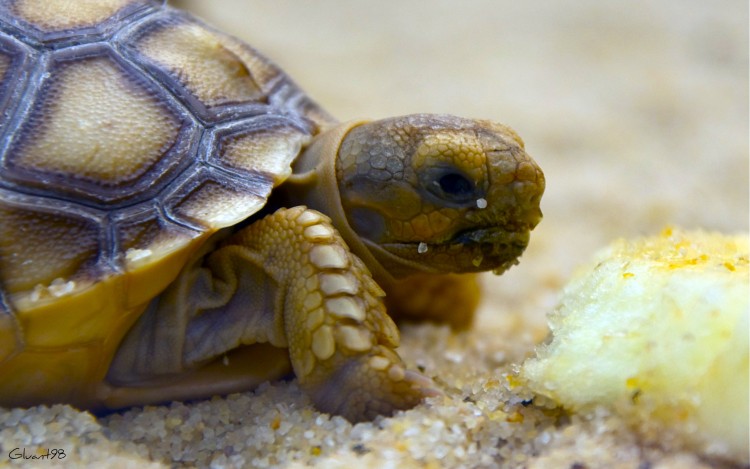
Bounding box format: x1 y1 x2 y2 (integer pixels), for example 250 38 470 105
289 114 545 283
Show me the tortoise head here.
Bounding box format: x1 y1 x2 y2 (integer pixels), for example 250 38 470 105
293 114 545 278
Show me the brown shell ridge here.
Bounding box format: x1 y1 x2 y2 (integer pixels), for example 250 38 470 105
0 1 164 49
0 41 202 209
0 286 23 355
0 32 35 133
161 164 275 231
114 8 283 126
0 0 331 301
266 77 337 132
0 35 43 154
0 187 115 286
0 184 202 287
200 114 310 172
105 200 201 273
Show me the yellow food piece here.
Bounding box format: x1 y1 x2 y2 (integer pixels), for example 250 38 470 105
521 228 749 464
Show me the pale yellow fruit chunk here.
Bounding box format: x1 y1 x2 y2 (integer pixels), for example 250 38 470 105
521 228 749 464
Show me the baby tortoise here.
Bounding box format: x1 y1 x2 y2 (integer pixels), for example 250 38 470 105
0 0 544 421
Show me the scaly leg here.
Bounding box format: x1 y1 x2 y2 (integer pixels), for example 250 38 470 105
106 206 436 421
229 206 437 421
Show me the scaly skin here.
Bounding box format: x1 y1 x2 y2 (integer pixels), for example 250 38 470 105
107 206 437 422
228 206 437 421
0 0 544 421
107 114 543 421
288 114 545 327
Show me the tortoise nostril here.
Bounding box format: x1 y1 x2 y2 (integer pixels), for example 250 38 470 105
515 161 542 183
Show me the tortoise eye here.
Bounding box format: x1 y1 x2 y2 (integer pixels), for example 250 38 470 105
439 173 473 197
428 171 475 203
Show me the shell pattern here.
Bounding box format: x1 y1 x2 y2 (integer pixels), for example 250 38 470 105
0 0 331 405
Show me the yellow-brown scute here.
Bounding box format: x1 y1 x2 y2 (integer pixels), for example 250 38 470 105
0 1 321 295
7 56 183 192
8 0 139 32
134 21 263 108
0 203 100 294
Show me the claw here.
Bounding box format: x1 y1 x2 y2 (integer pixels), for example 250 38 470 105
302 355 440 422
404 369 442 397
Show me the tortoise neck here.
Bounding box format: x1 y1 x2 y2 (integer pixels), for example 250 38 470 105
285 120 408 288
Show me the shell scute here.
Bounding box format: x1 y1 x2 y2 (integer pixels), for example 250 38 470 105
0 1 327 404
0 194 104 296
3 45 196 206
121 9 279 122
0 0 162 46
207 115 311 186
164 167 270 231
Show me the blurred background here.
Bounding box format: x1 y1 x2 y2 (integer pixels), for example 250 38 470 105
176 0 748 330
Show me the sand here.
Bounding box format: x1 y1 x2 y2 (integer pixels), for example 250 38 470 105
1 0 747 467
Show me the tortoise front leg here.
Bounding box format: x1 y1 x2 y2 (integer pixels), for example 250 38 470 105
229 206 438 421
106 206 436 421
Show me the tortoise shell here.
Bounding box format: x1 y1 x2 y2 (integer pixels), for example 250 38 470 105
0 0 332 406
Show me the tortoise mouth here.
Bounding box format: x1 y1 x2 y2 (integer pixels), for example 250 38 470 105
451 226 530 247
381 226 531 274
451 227 530 273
